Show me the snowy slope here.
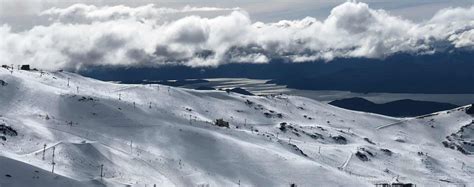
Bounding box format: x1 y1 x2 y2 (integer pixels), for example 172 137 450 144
0 68 473 187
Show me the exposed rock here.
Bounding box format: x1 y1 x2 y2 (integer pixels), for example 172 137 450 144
364 137 376 145
443 122 474 155
332 135 347 144
359 148 374 157
380 149 392 156
264 111 283 118
78 96 94 102
467 105 474 115
355 151 369 161
279 122 287 132
304 132 324 140
0 124 17 136
288 143 308 157
0 124 17 141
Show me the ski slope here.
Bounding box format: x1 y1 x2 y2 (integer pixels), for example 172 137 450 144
0 68 473 187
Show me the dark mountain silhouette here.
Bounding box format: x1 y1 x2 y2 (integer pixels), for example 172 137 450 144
80 51 474 94
117 79 209 86
467 105 474 115
224 87 254 96
329 97 459 117
195 86 215 90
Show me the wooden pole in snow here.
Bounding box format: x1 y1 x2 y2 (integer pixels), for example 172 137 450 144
42 144 46 160
51 146 56 173
100 164 104 179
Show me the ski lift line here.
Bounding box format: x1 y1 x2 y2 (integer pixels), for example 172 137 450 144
376 105 471 130
110 85 141 93
32 121 172 162
31 141 64 156
339 152 353 171
21 121 183 184
376 120 407 130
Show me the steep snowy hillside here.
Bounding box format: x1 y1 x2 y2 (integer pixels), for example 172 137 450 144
0 68 473 187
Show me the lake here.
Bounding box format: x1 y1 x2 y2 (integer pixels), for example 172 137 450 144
179 78 474 106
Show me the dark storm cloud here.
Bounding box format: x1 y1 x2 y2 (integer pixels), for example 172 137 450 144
1 2 474 70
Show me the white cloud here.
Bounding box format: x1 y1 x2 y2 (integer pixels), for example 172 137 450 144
40 4 240 23
1 1 474 70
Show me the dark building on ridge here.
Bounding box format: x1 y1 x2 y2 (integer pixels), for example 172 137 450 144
21 65 30 70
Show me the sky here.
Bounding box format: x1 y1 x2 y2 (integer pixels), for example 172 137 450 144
2 0 474 29
1 0 474 70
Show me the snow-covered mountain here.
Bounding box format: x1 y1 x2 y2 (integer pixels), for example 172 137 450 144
0 68 473 187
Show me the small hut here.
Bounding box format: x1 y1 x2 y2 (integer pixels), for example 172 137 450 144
21 65 30 70
375 177 415 187
214 119 229 128
392 183 415 187
375 183 415 187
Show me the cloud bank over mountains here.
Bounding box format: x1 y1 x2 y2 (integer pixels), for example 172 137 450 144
1 1 474 70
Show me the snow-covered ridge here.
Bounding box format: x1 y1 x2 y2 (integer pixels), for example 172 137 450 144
0 68 473 187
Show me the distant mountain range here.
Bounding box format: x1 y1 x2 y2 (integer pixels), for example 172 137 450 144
329 97 459 117
80 51 474 94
